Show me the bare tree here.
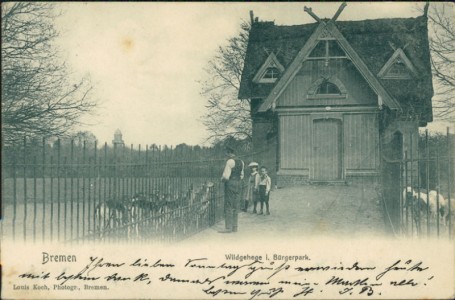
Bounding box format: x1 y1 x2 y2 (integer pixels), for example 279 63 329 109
1 2 95 145
425 2 455 121
70 131 98 148
199 21 251 145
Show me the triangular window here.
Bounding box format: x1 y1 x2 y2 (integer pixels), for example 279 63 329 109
309 41 326 57
378 48 416 80
308 40 346 58
253 53 285 83
328 40 345 57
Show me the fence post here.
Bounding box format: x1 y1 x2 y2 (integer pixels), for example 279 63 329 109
42 137 46 242
409 133 415 236
123 144 126 202
70 140 74 242
97 152 102 241
33 155 37 243
130 144 133 199
399 156 403 235
76 142 80 243
87 155 92 240
97 142 102 240
12 146 17 241
50 155 54 242
23 136 28 242
417 144 421 237
404 150 408 236
82 141 86 240
138 144 142 195
426 129 430 237
57 138 61 242
436 151 440 237
64 155 68 241
447 127 452 239
146 144 149 198
0 137 3 227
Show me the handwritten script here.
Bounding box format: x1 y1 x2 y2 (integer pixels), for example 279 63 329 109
13 255 434 299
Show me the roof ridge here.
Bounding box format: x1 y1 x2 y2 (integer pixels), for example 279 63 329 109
254 15 425 29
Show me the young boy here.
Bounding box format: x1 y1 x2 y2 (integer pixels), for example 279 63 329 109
258 166 271 215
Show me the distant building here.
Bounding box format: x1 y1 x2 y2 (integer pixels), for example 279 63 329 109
112 129 125 148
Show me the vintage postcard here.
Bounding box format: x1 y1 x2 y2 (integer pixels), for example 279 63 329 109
1 2 454 299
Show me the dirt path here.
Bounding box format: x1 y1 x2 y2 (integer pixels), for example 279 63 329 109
183 184 387 243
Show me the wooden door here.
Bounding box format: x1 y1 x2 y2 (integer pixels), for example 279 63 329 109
312 119 342 180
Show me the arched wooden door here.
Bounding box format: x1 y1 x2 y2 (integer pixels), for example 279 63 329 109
312 118 342 180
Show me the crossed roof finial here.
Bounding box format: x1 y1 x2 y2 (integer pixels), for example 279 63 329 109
332 2 347 21
304 2 347 23
304 6 321 23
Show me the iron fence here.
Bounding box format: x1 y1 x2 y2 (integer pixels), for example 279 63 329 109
1 138 231 243
381 128 454 238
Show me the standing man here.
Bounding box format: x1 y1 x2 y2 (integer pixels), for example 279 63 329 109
219 145 244 233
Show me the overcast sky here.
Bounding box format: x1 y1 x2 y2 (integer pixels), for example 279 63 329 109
55 2 434 146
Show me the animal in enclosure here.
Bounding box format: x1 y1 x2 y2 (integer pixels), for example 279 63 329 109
95 198 130 238
439 196 454 227
129 192 168 238
104 182 216 240
195 181 214 228
403 187 417 206
186 181 214 232
164 181 215 238
428 190 447 224
403 187 449 226
425 190 446 225
402 187 426 232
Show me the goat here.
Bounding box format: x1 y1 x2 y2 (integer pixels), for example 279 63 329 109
405 188 449 226
438 194 454 226
402 187 427 233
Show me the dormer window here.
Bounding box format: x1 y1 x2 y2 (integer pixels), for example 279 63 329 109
263 67 280 80
253 53 285 84
387 59 409 77
378 48 417 80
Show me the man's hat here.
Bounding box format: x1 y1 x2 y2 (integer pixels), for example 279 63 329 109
248 162 259 167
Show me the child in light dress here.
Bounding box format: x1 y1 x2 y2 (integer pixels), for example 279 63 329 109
242 162 260 213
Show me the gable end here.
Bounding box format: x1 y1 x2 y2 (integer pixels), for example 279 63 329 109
378 48 417 80
258 20 401 113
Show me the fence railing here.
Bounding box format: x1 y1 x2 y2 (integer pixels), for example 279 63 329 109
381 128 454 239
1 138 232 243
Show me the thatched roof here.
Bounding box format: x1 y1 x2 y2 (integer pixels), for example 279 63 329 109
239 15 433 124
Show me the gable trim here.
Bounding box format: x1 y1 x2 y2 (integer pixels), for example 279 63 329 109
252 53 285 83
258 20 401 113
326 21 401 110
259 22 327 111
377 48 417 79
